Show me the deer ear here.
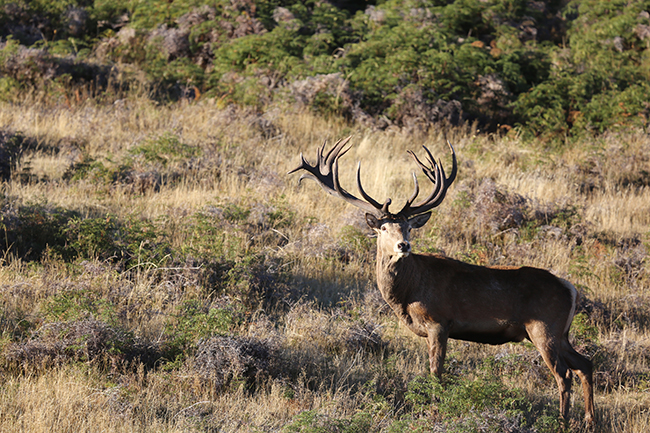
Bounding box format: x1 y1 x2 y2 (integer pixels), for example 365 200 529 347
408 212 431 229
365 213 381 229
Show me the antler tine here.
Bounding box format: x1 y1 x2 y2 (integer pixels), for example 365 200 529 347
397 141 457 217
355 162 391 213
398 148 442 215
288 137 349 182
421 146 440 179
406 172 420 208
331 139 354 195
427 140 457 206
408 148 442 187
398 162 428 215
321 136 352 174
287 152 319 185
288 136 390 216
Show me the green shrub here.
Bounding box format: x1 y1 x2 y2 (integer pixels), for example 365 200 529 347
222 203 251 224
579 83 650 132
65 216 118 259
129 133 201 167
4 319 137 370
0 129 31 180
144 53 206 96
266 200 296 229
128 0 221 29
62 155 118 183
404 375 442 415
164 300 234 362
179 208 236 262
570 312 599 345
532 412 567 433
1 201 79 261
0 76 22 101
282 409 372 433
42 289 119 325
0 195 172 265
512 0 650 138
404 357 532 426
64 214 170 266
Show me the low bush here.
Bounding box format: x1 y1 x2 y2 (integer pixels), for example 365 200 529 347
164 300 235 364
282 410 372 433
191 335 279 391
405 363 530 419
1 198 171 266
3 319 137 371
1 200 79 261
129 132 202 168
0 129 32 180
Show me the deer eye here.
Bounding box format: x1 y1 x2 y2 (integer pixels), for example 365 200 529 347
381 225 387 231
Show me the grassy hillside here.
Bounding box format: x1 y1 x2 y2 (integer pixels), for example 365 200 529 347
1 0 650 431
0 96 649 431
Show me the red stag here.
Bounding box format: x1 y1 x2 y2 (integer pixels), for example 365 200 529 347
289 137 594 424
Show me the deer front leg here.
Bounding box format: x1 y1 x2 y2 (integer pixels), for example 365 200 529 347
426 323 449 378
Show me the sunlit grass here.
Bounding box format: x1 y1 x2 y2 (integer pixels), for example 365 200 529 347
1 98 649 432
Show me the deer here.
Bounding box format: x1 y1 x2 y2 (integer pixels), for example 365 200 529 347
288 136 594 425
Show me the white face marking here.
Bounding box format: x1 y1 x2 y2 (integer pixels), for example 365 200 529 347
378 220 412 258
393 240 411 257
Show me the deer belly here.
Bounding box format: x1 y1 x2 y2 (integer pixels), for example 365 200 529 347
449 321 528 345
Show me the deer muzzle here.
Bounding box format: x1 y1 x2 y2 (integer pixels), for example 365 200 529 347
394 241 411 257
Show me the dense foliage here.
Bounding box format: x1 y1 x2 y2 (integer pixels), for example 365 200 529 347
0 0 649 136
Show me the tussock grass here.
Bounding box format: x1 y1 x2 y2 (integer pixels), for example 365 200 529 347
1 99 649 432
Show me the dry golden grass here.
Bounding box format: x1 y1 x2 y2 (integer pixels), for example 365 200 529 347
1 98 649 432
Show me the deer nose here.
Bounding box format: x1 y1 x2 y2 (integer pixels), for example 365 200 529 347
396 241 411 253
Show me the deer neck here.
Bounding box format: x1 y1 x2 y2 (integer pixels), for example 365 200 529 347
375 248 415 303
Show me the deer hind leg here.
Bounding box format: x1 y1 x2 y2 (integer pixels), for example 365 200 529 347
541 346 573 420
527 326 573 420
426 323 449 378
562 340 595 425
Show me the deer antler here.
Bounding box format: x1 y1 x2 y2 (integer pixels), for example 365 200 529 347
397 140 457 218
289 137 456 218
287 136 391 216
